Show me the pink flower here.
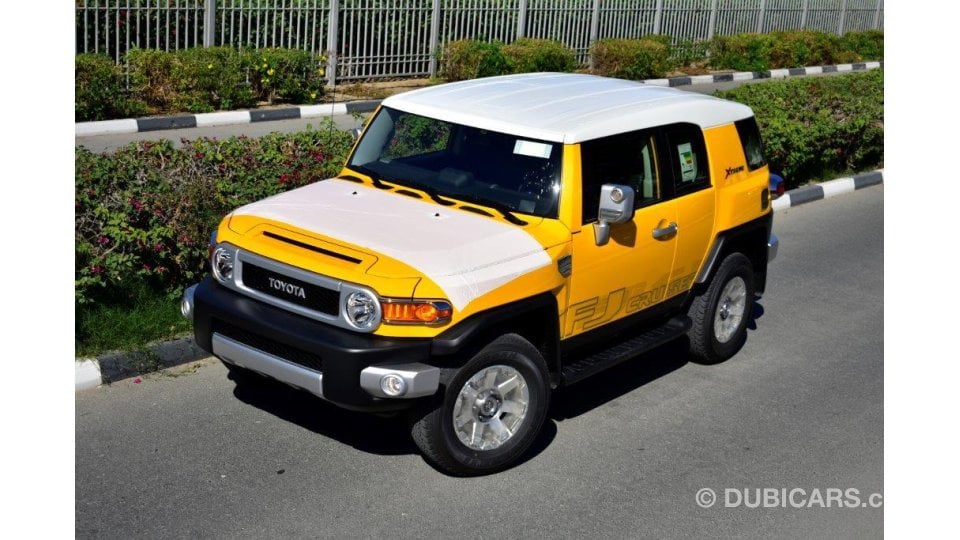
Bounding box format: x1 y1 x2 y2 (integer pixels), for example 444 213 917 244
91 265 103 274
96 235 110 246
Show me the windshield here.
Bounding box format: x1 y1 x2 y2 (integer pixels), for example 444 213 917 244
347 106 562 219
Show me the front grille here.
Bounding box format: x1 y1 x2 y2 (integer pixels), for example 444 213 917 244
213 321 324 373
241 262 340 315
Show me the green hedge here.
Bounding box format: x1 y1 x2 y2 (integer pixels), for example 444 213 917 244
504 38 577 73
440 38 576 81
590 38 676 80
716 70 884 188
75 54 146 121
76 47 327 121
709 30 883 72
75 122 353 306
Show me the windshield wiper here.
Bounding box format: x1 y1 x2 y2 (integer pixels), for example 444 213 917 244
450 194 528 226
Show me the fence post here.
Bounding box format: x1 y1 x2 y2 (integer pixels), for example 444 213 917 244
517 0 528 38
326 0 339 86
873 0 882 29
204 0 216 47
800 0 809 29
707 0 718 40
588 0 600 68
838 0 847 35
429 0 441 77
652 0 663 35
756 0 767 33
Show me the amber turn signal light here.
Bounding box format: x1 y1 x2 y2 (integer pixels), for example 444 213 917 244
382 300 453 324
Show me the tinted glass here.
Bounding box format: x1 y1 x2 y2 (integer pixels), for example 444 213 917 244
580 131 660 224
664 124 709 193
348 107 561 218
735 117 766 171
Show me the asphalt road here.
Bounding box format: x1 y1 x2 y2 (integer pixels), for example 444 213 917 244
73 72 853 154
76 185 883 538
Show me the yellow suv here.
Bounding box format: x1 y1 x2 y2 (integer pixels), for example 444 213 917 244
182 73 778 475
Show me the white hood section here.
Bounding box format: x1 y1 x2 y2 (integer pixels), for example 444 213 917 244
231 178 552 310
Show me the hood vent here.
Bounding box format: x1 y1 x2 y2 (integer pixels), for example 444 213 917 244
262 231 362 264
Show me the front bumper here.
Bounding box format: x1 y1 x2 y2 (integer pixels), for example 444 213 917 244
189 278 439 411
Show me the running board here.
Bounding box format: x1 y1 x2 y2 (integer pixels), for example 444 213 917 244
560 316 691 385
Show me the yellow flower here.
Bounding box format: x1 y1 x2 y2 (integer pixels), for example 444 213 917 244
262 63 268 68
318 68 325 77
207 63 213 70
267 68 274 76
310 92 317 100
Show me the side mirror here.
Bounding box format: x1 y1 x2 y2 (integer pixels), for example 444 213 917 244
594 184 635 246
350 127 363 141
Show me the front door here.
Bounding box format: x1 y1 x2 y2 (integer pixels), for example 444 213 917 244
564 129 679 339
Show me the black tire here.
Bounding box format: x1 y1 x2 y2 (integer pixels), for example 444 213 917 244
687 253 756 365
409 334 551 476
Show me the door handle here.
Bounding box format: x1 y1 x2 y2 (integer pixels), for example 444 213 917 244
652 222 678 240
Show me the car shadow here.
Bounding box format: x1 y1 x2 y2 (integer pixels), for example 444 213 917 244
228 303 765 469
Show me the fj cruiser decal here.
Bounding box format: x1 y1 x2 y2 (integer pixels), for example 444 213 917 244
566 272 698 335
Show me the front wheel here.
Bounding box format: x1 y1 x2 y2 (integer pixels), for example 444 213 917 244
409 334 550 476
687 253 756 364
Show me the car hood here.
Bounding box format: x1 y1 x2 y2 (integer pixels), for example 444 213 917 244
228 178 559 310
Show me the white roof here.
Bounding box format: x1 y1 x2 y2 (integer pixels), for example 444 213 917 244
381 72 754 144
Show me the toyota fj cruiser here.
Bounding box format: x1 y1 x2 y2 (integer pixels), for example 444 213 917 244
182 72 779 475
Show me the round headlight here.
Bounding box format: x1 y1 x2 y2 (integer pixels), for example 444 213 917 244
211 247 233 283
345 291 379 329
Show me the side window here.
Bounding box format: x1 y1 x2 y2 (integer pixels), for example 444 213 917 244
734 116 766 171
664 124 709 194
580 131 660 224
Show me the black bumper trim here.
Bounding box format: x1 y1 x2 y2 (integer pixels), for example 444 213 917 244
193 278 431 409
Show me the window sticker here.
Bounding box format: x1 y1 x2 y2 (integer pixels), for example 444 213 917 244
514 140 553 159
677 142 697 182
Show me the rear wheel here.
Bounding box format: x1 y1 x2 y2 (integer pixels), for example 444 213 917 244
409 334 550 476
688 253 756 364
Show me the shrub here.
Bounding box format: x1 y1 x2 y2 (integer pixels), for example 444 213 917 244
767 30 844 68
503 38 576 73
169 47 257 112
672 37 709 68
75 54 146 121
250 48 327 104
716 70 884 188
126 48 181 113
122 47 325 116
842 30 884 61
441 40 510 81
590 38 675 80
75 122 354 306
708 33 775 71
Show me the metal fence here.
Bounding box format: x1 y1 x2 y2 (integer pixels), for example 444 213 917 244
76 0 884 83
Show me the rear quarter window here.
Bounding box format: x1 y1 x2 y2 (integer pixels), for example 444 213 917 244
734 117 766 171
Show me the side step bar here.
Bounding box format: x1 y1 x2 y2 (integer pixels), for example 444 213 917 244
560 316 691 385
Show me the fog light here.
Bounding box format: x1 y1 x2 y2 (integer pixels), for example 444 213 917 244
380 374 407 397
180 284 197 320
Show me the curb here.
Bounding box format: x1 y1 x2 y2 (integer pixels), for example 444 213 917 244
75 100 381 137
772 170 883 212
74 169 883 392
74 61 883 137
76 336 210 391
